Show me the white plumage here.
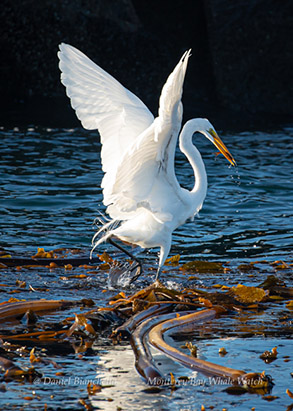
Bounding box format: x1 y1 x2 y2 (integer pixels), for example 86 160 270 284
58 44 236 280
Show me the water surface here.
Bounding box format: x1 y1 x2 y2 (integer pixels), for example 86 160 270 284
1 126 292 263
0 126 292 410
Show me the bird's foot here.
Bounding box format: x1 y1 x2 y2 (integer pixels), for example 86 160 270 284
152 278 164 288
128 261 143 284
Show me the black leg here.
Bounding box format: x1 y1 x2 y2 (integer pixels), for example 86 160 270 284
107 237 143 282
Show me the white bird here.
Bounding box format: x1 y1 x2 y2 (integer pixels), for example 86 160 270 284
58 44 236 282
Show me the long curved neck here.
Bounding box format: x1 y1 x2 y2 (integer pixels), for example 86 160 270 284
179 120 207 202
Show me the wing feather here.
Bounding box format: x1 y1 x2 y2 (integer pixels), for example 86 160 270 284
104 50 192 219
158 50 191 122
58 45 191 223
58 43 154 193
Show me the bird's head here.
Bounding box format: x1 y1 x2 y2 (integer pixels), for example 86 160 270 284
199 119 236 166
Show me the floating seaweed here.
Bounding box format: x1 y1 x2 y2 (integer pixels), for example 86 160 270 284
0 250 292 409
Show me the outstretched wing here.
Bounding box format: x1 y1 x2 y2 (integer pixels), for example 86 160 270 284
58 43 154 197
104 50 191 222
158 49 191 123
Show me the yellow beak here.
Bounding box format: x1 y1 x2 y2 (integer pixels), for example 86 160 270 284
209 129 236 166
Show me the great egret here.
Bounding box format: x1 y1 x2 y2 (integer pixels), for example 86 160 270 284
58 44 236 282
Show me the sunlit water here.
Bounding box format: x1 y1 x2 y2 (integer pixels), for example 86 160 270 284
0 126 292 410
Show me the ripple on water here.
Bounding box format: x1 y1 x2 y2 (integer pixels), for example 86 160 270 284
0 126 292 410
1 126 292 261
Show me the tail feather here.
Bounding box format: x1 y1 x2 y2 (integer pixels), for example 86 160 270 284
90 217 121 257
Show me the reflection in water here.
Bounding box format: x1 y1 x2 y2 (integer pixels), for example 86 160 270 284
92 345 190 411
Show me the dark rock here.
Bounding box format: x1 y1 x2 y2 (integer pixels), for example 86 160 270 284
0 0 292 129
204 0 293 116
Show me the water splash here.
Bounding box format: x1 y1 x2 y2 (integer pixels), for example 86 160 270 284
229 164 241 186
107 261 139 289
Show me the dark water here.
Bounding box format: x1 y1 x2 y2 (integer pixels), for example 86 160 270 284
1 126 292 263
0 126 292 410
